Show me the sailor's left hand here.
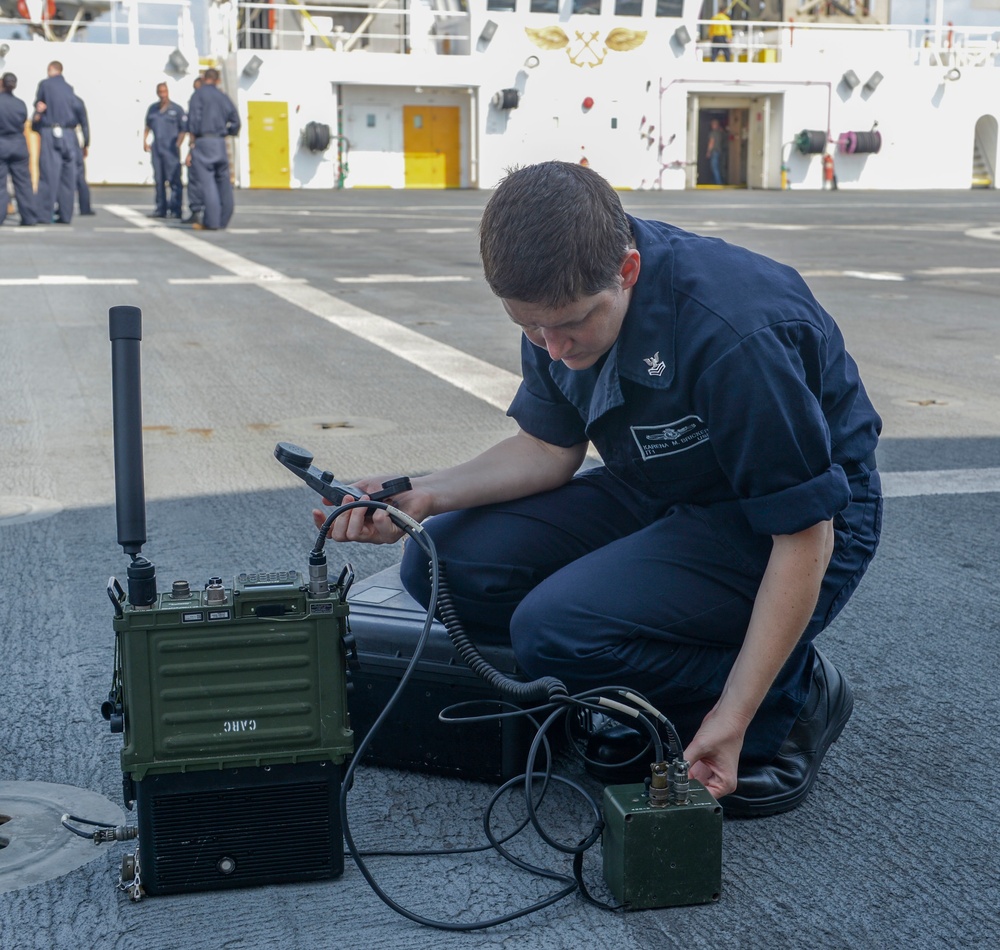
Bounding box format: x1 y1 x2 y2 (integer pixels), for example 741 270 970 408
311 475 432 546
684 705 746 799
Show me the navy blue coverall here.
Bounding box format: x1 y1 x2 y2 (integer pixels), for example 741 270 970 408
400 216 883 763
33 72 80 224
145 97 185 217
0 88 39 226
73 95 91 215
186 83 239 230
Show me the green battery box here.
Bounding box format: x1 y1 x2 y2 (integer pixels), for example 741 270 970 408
602 781 723 909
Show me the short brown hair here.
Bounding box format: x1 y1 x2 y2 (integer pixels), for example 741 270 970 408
479 162 632 308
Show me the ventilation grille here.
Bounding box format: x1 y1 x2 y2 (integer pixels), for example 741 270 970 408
138 767 343 893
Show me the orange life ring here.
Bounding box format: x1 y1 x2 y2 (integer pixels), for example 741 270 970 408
17 0 57 20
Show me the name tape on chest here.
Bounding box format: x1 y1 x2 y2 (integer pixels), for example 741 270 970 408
630 416 710 460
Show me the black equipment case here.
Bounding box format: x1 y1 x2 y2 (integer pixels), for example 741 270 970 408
346 563 532 783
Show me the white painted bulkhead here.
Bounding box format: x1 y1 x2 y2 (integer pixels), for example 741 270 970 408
228 3 1000 192
0 40 200 187
0 0 997 191
340 86 472 188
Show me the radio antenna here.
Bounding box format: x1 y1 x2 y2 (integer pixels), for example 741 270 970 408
109 306 156 607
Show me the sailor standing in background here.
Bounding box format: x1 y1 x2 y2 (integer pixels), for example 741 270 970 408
186 68 239 231
73 93 94 216
143 82 186 219
33 61 81 225
182 76 203 225
0 72 40 226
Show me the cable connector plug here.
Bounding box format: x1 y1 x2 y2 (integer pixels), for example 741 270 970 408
93 825 138 844
308 550 330 598
62 814 139 844
648 761 670 808
668 758 690 806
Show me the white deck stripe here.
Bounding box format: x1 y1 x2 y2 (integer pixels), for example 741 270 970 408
103 205 1000 499
880 468 1000 498
335 275 470 284
0 275 138 286
168 276 307 285
841 270 906 282
105 204 520 412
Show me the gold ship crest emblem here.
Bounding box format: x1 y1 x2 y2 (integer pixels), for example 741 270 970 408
525 26 647 67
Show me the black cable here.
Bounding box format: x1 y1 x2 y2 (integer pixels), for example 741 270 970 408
564 690 667 767
61 814 137 844
354 700 549 862
573 846 621 912
521 704 605 856
329 498 587 931
324 497 685 930
62 816 112 839
482 771 590 882
62 813 116 829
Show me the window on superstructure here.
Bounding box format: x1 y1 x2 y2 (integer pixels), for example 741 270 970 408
530 0 559 12
615 0 642 14
655 0 683 14
573 0 601 12
487 0 517 10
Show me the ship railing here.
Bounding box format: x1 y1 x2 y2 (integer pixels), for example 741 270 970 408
0 1 194 46
224 4 1000 62
237 0 471 54
691 18 999 69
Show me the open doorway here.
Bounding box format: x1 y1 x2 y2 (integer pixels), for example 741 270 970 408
696 107 748 187
687 93 783 189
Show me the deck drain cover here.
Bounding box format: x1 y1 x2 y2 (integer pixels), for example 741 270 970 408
0 782 125 894
0 497 63 526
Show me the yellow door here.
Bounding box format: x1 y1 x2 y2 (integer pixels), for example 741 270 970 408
403 106 460 188
248 100 290 189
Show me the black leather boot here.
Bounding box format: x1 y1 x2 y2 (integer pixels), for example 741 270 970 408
719 650 854 818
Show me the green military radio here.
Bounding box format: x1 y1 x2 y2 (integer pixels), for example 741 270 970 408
103 306 356 898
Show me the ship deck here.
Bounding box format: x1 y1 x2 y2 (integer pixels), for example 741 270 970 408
1 186 999 949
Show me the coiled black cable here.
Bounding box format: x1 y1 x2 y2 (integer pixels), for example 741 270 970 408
435 562 568 705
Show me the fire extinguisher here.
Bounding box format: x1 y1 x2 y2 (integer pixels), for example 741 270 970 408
822 152 838 190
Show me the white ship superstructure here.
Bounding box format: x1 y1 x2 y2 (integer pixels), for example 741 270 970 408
0 0 996 189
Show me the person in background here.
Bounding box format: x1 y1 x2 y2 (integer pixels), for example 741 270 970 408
181 76 203 225
0 72 40 226
708 8 734 62
706 117 726 186
33 60 80 225
73 92 94 216
186 68 239 231
143 81 185 219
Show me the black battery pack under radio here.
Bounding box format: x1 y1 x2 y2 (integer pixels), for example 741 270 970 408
347 563 533 784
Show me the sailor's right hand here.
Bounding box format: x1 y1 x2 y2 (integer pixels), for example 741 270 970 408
312 476 431 545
